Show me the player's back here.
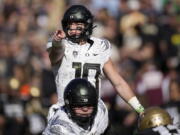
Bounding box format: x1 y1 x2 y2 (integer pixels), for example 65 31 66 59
137 124 180 135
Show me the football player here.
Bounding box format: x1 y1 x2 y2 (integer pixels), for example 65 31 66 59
43 78 109 135
161 79 180 125
47 5 144 120
137 107 180 135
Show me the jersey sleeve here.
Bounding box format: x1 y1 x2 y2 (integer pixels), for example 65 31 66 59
100 39 112 64
43 124 64 135
43 119 73 135
43 109 77 135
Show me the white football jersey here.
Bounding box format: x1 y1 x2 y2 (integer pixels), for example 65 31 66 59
43 100 109 135
47 37 112 103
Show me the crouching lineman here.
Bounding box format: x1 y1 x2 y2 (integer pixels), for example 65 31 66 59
43 78 109 135
136 107 180 135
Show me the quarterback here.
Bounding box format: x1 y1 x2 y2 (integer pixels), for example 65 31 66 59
47 5 144 119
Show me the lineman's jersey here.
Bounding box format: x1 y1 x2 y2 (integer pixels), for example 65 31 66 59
43 100 109 135
137 125 180 135
47 37 112 103
161 101 180 125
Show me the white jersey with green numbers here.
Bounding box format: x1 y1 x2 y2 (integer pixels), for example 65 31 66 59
43 100 109 135
47 37 112 104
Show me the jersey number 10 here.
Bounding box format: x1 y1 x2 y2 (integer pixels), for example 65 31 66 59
72 62 101 90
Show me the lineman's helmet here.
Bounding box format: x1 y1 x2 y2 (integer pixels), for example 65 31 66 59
138 107 172 131
64 78 98 128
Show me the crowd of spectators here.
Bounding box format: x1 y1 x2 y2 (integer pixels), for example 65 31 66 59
0 0 180 134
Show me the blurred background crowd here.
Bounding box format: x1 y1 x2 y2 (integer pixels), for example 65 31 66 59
0 0 180 134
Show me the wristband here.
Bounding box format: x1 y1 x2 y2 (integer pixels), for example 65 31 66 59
128 96 144 113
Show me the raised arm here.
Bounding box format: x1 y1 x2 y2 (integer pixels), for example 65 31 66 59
103 59 144 114
47 30 66 66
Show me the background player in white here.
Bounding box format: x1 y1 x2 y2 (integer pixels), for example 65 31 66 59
43 78 109 135
47 5 144 119
136 107 180 135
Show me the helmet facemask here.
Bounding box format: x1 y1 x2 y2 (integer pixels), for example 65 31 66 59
65 22 90 43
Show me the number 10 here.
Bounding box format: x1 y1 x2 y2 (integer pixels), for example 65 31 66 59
72 62 101 90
